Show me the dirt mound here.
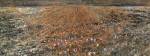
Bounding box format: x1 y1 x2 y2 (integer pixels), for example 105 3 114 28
27 6 131 55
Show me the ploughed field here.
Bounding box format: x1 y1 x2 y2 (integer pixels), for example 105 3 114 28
0 6 150 56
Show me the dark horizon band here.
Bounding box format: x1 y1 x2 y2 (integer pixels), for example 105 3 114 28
0 0 149 7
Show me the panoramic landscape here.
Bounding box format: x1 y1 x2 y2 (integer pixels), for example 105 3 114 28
0 0 150 56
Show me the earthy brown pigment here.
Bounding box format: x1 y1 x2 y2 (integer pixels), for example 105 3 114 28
27 5 132 55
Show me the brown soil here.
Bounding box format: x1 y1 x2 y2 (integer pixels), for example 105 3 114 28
27 5 132 55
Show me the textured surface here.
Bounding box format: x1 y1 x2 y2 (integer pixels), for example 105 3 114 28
0 0 150 6
0 6 150 56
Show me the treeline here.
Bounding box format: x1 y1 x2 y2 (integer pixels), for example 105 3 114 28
0 0 149 6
